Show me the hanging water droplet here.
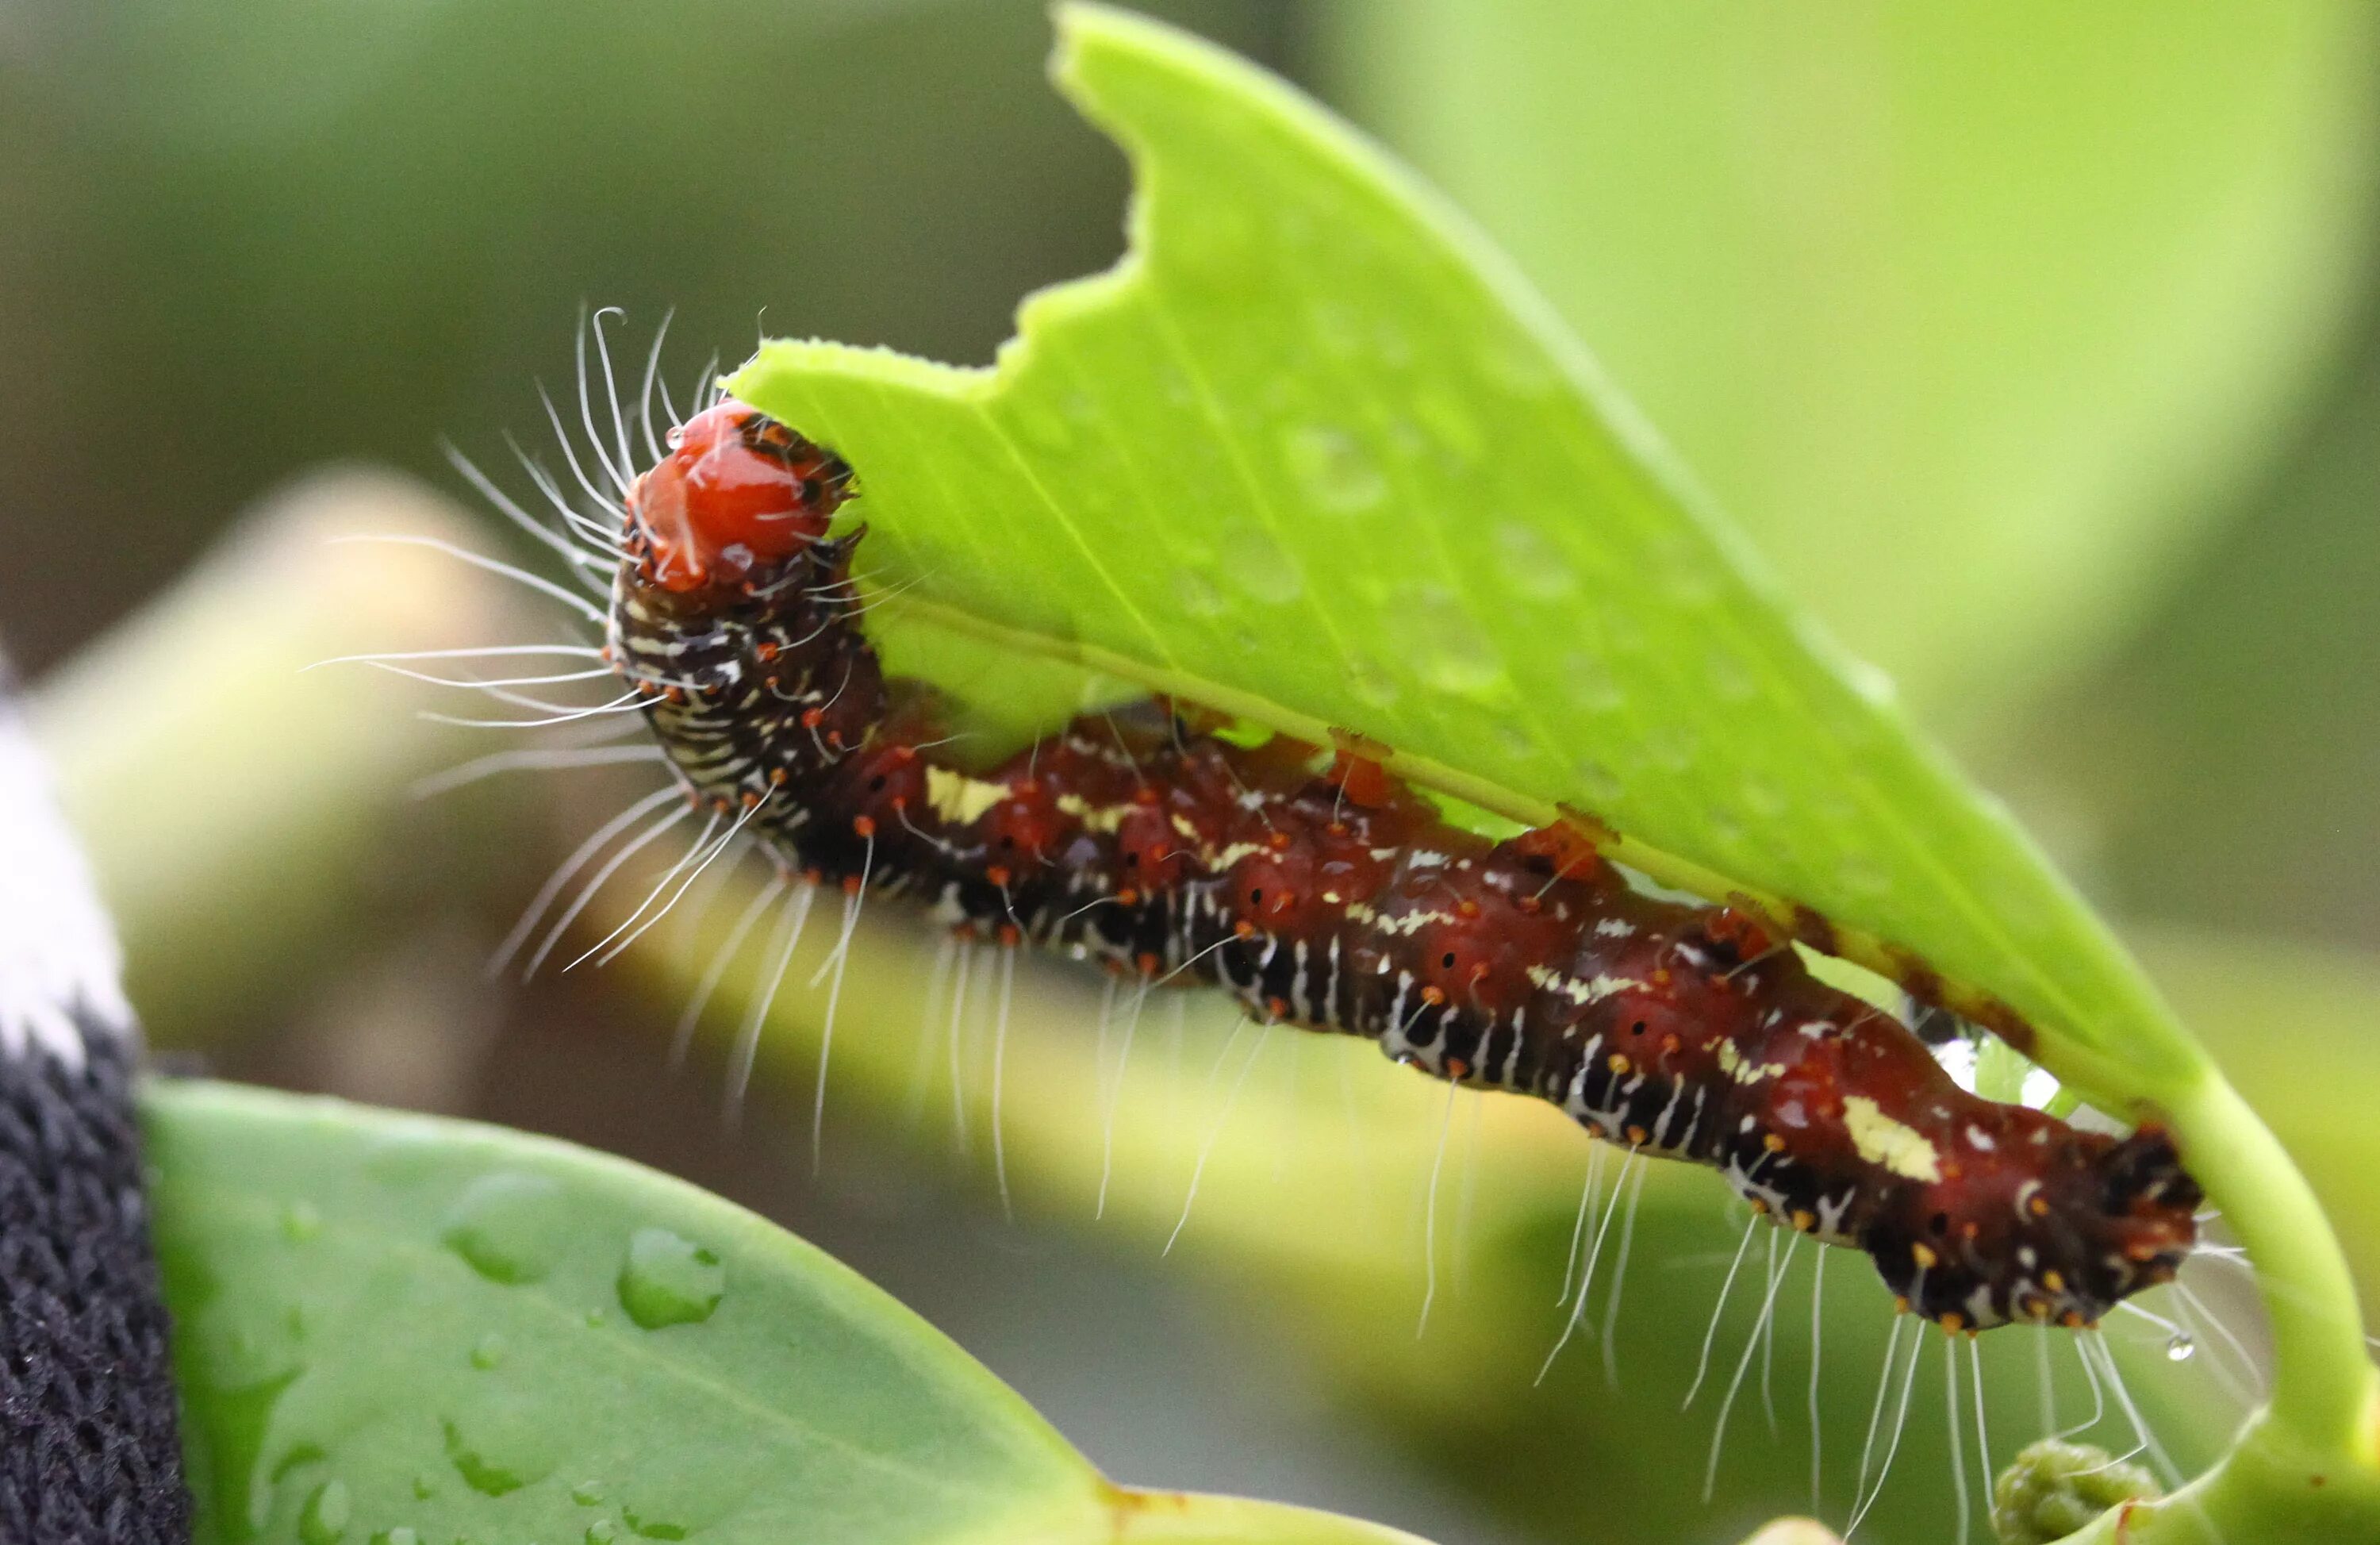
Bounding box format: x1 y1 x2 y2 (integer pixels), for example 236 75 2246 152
1563 651 1625 714
1571 758 1624 805
298 1480 350 1545
664 425 685 452
440 1172 569 1286
617 1228 726 1330
443 1415 554 1497
2166 1332 2196 1362
1219 523 1303 605
1281 424 1388 514
1404 584 1506 696
1348 654 1401 709
1491 521 1579 601
1173 567 1226 619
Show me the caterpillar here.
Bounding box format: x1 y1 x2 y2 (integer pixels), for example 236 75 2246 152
597 391 2201 1338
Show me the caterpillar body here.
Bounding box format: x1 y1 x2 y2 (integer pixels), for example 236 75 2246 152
605 397 2199 1336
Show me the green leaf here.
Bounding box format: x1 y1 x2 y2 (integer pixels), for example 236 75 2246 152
147 1078 1432 1545
1323 2 2379 725
723 5 2376 1515
731 2 2190 1105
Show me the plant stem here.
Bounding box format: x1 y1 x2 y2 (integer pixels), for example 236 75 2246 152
2059 1069 2380 1542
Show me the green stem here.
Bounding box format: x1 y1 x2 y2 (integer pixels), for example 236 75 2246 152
2174 1073 2374 1457
2060 1069 2379 1542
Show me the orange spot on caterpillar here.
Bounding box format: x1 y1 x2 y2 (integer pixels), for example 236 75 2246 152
1323 729 1395 808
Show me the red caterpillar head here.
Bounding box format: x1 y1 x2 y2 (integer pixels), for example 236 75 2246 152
626 399 853 593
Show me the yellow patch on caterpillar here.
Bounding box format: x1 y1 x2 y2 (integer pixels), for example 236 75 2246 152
1842 1095 1943 1182
924 766 1010 826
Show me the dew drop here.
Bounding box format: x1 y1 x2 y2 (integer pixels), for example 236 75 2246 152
1347 655 1401 709
663 426 684 452
1281 424 1387 514
1562 651 1625 714
1173 568 1226 619
1739 775 1788 819
440 1173 569 1286
572 1482 607 1507
470 1332 506 1371
369 1531 419 1545
1838 856 1891 897
585 1523 619 1544
443 1414 553 1497
1490 523 1580 602
617 1228 725 1330
1644 724 1695 773
2166 1333 2196 1362
623 1509 690 1541
298 1479 350 1545
1219 524 1303 605
1405 585 1507 696
281 1201 322 1243
1571 758 1624 805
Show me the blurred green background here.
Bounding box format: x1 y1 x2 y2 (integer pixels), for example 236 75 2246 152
6 3 2378 1542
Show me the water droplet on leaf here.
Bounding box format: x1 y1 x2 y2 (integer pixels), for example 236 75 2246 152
1491 522 1579 601
1405 585 1506 695
1572 759 1623 804
440 1172 569 1286
298 1480 349 1544
1219 524 1303 605
1281 424 1387 514
443 1415 554 1497
617 1228 725 1330
1173 568 1226 618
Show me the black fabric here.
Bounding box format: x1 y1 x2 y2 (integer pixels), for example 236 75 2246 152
0 1022 190 1543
